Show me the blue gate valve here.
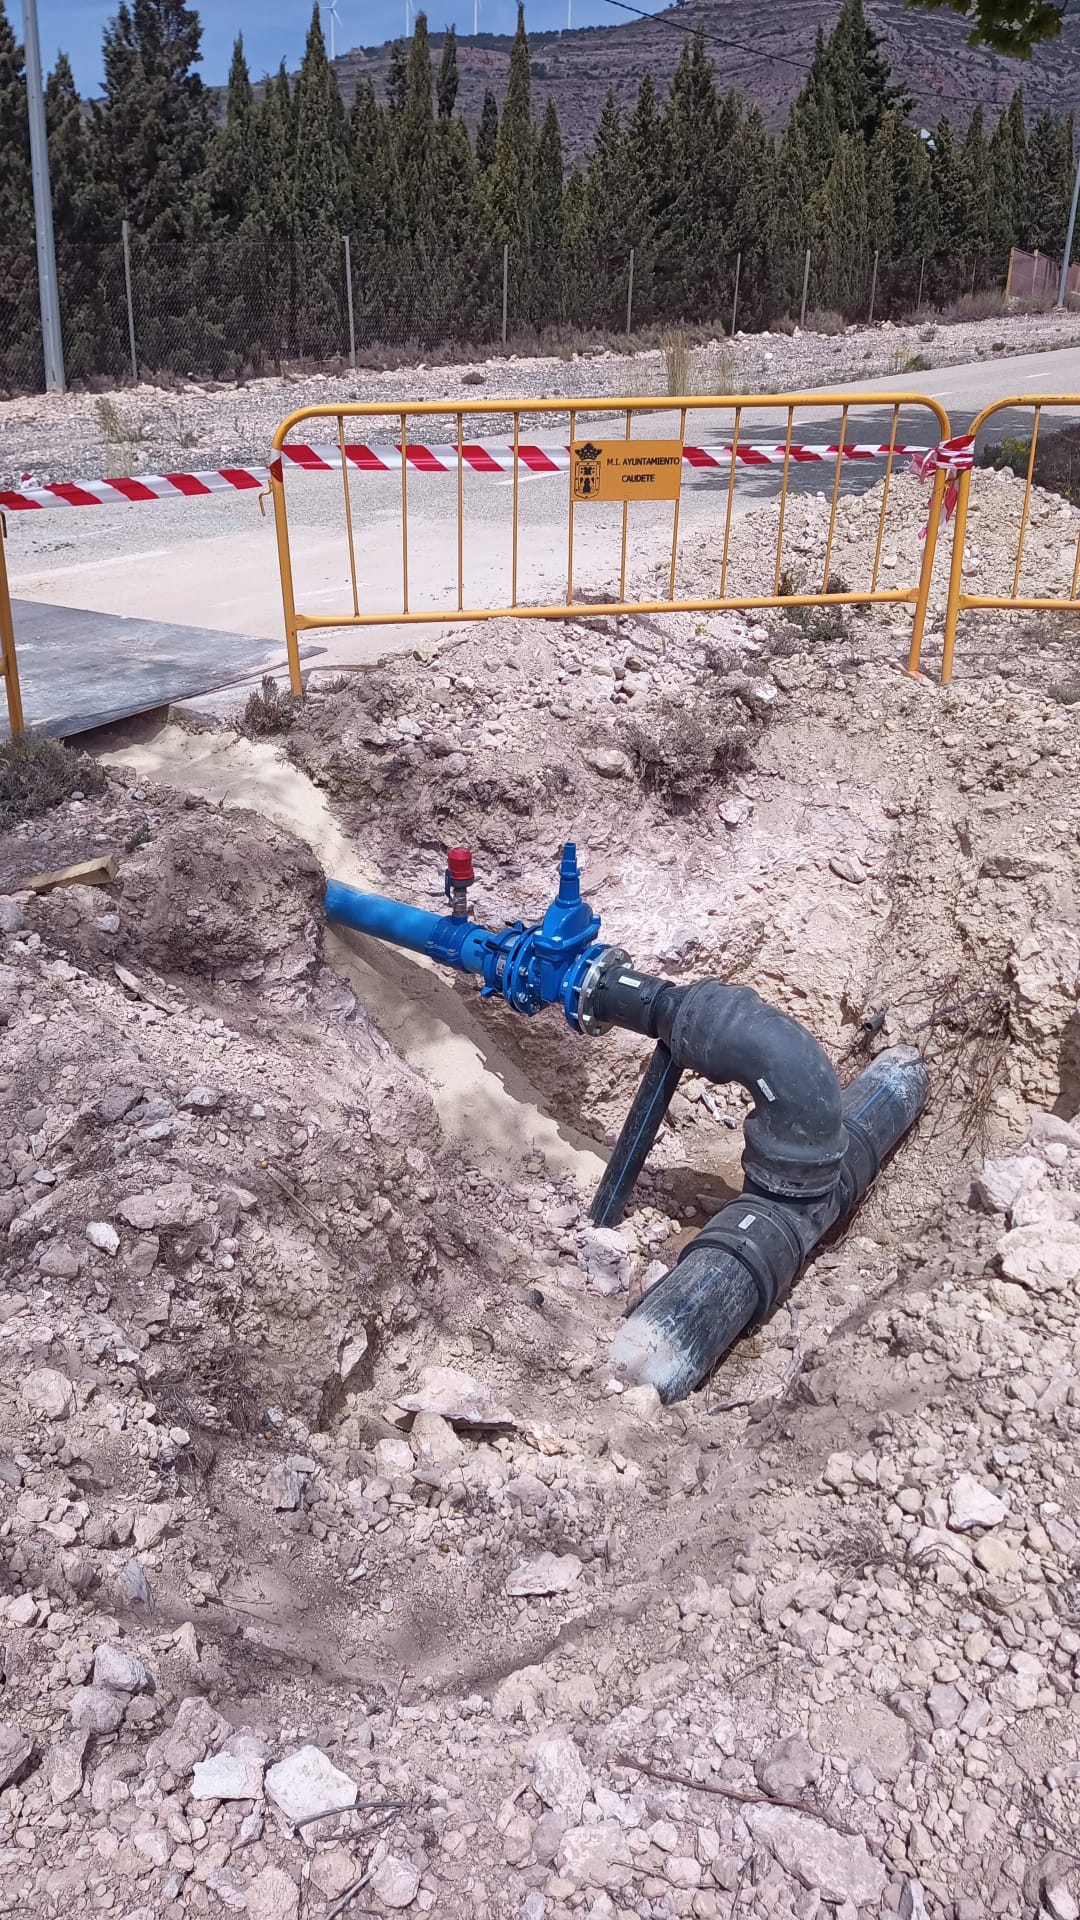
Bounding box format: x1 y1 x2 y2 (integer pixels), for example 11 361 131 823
324 842 627 1036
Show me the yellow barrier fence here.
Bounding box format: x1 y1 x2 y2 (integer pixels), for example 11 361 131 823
268 392 954 696
0 517 25 737
940 395 1080 686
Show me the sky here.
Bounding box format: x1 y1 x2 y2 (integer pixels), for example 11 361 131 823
29 0 669 94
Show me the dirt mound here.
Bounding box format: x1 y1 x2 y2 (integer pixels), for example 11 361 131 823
0 472 1079 1919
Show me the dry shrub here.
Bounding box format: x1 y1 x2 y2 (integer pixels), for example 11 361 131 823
241 675 299 738
806 308 845 337
941 288 1007 323
0 733 106 832
662 328 692 396
621 695 753 813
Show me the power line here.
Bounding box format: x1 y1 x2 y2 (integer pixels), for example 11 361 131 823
601 0 815 78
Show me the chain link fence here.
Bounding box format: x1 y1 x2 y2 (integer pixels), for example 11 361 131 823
0 223 1030 399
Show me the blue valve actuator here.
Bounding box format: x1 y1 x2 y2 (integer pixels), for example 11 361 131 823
325 842 609 1032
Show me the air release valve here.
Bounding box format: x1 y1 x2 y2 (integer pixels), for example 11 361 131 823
445 846 475 918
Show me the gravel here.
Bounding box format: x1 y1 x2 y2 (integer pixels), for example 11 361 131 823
4 307 1080 484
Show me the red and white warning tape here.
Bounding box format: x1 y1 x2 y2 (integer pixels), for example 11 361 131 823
2 438 943 513
911 432 976 535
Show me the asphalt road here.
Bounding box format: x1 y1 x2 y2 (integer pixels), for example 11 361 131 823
7 343 1080 679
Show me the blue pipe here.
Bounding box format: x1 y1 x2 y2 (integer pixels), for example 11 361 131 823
325 879 489 972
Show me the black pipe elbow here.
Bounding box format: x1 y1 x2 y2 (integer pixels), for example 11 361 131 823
593 970 846 1202
611 1044 929 1402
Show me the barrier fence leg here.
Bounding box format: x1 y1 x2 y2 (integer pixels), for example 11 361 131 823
268 464 305 699
907 466 947 678
0 518 25 736
940 469 972 687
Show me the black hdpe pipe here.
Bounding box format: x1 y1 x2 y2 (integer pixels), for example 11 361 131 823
591 970 928 1402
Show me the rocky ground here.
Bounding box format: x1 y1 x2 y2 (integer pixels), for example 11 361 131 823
0 467 1079 1920
3 307 1079 487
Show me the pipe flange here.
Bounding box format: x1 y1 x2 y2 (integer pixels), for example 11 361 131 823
576 948 631 1037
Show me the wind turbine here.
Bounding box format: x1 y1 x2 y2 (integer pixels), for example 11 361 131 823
329 0 340 59
473 0 479 29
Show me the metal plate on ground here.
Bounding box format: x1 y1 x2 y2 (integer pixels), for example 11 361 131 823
4 598 319 740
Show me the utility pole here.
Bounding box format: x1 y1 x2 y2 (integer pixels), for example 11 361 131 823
1059 137 1080 308
22 0 65 393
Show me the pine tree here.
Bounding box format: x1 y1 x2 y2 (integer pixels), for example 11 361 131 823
488 5 535 330
534 99 565 330
437 25 458 118
476 88 499 170
291 3 347 357
0 1 38 390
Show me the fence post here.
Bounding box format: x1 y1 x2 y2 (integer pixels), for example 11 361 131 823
121 219 138 382
625 247 635 337
501 244 509 349
730 251 741 337
800 249 811 329
868 249 879 325
0 517 25 736
916 256 925 316
1006 247 1015 300
343 234 356 369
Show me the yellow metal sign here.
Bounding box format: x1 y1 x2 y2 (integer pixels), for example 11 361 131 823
571 438 683 503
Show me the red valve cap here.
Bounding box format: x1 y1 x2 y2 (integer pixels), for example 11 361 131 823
447 847 475 884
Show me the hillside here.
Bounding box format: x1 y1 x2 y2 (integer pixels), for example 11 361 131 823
333 0 1080 157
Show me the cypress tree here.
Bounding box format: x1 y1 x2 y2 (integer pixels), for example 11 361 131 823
534 99 565 330
622 71 663 324
488 5 535 330
889 116 934 293
437 25 459 118
961 104 992 284
825 0 910 141
351 77 405 345
928 116 969 300
476 87 499 170
0 2 38 391
656 32 727 320
399 13 439 340
579 92 628 327
990 89 1026 264
433 113 488 338
46 51 123 379
93 0 210 241
730 105 777 328
291 3 347 357
386 40 408 117
1027 107 1074 257
813 130 869 312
